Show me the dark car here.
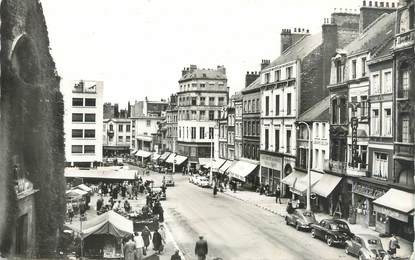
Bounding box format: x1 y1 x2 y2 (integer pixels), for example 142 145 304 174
345 234 386 260
285 209 317 231
164 174 175 187
311 219 354 247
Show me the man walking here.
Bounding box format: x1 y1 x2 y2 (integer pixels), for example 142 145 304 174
388 234 400 258
195 235 208 260
275 186 281 204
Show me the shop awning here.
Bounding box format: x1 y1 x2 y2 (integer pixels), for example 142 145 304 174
212 158 226 172
281 170 306 187
135 150 152 158
76 184 92 192
291 171 323 195
130 149 138 155
65 168 137 180
374 188 415 214
311 174 342 198
136 135 153 142
198 158 211 167
166 153 176 164
159 152 171 161
219 160 233 174
227 160 258 182
152 153 161 161
174 155 188 165
71 211 133 238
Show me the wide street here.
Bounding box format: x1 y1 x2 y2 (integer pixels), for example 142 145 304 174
160 173 355 260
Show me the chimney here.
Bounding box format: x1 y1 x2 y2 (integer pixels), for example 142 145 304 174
217 65 226 75
359 1 396 32
280 28 292 54
245 71 260 87
261 59 270 70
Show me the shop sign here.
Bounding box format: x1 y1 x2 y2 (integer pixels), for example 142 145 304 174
352 183 386 199
260 154 282 170
374 205 408 222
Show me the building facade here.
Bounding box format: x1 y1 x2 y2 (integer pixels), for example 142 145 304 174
62 80 104 167
165 94 178 153
233 92 243 160
176 65 228 168
103 118 131 156
130 115 163 152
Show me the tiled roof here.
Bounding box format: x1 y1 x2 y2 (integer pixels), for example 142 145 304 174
242 77 261 93
265 32 323 69
344 12 395 55
298 96 330 122
371 36 394 59
180 69 226 81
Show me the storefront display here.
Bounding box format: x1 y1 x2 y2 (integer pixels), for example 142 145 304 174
352 182 387 227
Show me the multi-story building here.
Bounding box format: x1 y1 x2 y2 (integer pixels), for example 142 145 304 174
233 92 243 160
176 65 228 169
103 102 129 119
218 107 228 160
261 11 361 196
62 80 104 167
369 0 415 241
103 118 131 156
130 97 168 117
130 115 163 152
327 10 396 219
227 99 236 161
165 94 178 153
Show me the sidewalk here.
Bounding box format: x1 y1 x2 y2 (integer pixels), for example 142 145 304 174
223 189 413 259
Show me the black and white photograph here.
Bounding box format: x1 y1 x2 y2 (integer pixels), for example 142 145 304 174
0 0 414 259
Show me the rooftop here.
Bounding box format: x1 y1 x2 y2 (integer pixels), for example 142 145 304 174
298 95 330 122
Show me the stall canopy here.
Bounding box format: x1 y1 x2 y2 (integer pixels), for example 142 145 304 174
71 211 133 239
281 170 307 187
311 174 342 198
76 184 92 193
65 168 137 180
130 149 138 155
66 188 88 198
219 160 233 174
152 153 161 161
135 150 152 158
159 152 171 161
373 188 415 214
291 171 322 195
227 161 258 182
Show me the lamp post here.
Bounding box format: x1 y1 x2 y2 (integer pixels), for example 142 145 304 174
297 121 312 211
172 137 176 173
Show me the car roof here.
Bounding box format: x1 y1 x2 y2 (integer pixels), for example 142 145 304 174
356 234 380 240
324 219 347 224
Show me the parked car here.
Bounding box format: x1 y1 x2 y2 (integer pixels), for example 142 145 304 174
192 175 203 185
151 187 166 200
198 177 210 188
345 234 386 260
285 209 317 231
310 219 354 247
165 174 175 187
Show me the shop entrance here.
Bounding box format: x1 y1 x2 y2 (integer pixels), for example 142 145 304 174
389 216 414 242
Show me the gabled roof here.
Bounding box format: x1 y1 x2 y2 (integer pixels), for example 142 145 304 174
298 95 330 122
241 77 261 93
344 12 395 56
266 32 323 69
371 36 394 60
180 69 226 81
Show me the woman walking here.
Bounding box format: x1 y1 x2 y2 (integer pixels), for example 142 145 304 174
141 226 152 251
152 229 163 254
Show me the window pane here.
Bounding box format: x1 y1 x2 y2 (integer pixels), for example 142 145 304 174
71 145 83 153
85 113 96 122
72 129 83 138
72 113 83 122
72 98 83 106
84 145 95 154
84 129 95 138
84 98 96 107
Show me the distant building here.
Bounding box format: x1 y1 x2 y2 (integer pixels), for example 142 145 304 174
130 98 168 117
61 80 104 167
103 102 129 119
176 65 228 169
165 94 178 153
233 92 243 160
103 118 131 156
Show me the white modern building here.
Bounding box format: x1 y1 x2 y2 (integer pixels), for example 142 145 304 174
130 116 163 152
61 80 104 167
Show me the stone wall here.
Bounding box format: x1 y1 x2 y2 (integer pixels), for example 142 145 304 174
0 0 65 257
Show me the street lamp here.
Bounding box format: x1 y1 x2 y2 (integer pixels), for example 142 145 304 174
296 121 312 212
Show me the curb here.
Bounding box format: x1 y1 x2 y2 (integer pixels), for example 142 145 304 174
164 221 187 260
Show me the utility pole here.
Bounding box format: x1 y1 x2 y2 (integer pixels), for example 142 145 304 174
172 138 176 173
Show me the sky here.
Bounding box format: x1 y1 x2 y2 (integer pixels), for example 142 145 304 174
42 0 361 107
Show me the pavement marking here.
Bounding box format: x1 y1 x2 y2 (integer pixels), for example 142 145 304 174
164 221 187 260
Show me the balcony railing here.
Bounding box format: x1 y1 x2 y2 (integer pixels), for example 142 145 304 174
394 142 414 158
324 159 347 175
397 89 409 99
395 30 415 49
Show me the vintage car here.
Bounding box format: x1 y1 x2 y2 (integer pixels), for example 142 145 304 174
151 187 166 200
198 177 210 188
285 209 317 231
164 174 175 187
310 219 354 247
345 234 386 260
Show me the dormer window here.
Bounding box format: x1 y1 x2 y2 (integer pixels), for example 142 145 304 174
336 60 343 83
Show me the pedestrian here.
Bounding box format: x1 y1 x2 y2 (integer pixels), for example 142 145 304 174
124 200 131 213
123 235 136 260
233 181 237 193
141 226 152 250
152 229 163 254
121 184 127 198
388 234 400 258
67 202 74 223
275 186 281 204
127 182 133 199
96 195 104 212
158 224 167 246
194 235 208 260
134 232 145 260
170 250 182 260
213 185 218 197
158 205 164 223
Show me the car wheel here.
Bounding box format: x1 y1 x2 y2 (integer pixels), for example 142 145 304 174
311 229 316 238
295 222 301 231
326 236 334 247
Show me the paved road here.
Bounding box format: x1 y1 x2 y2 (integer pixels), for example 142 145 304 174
161 174 354 260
